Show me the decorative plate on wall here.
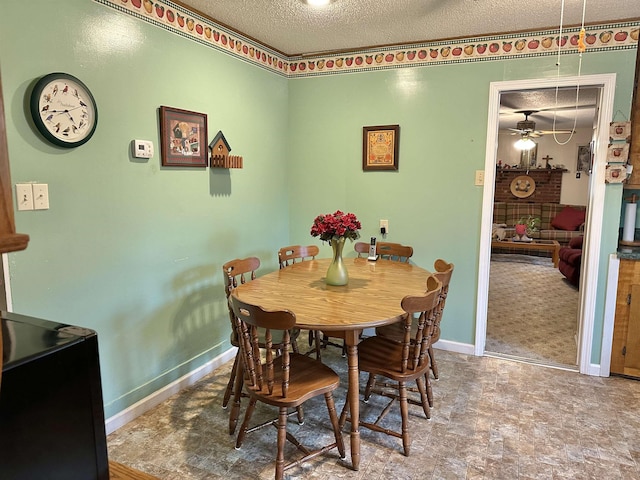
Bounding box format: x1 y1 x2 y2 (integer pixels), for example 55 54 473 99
510 175 536 198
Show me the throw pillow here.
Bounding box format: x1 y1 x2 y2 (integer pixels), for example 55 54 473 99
551 206 586 231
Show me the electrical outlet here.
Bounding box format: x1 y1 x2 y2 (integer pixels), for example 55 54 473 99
380 219 389 234
16 184 34 211
475 170 484 186
33 183 49 210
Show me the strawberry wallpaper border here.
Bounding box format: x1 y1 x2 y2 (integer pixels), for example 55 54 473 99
95 1 638 78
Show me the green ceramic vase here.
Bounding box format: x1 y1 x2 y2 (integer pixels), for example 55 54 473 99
326 237 348 286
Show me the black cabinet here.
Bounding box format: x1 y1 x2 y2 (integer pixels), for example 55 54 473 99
0 311 109 479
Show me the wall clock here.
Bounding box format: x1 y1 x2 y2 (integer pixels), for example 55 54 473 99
30 72 98 148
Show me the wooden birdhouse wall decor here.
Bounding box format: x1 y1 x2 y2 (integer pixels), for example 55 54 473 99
209 130 243 168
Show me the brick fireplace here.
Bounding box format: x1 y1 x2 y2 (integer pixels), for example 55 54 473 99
494 168 567 203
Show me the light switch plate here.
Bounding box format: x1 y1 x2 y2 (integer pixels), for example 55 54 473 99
33 183 49 210
16 184 34 211
475 170 484 185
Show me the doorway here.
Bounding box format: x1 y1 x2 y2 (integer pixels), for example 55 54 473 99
475 74 617 376
484 87 597 368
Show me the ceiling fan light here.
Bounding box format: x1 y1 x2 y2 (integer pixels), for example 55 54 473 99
514 137 536 151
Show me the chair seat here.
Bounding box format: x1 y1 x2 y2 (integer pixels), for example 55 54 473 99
358 336 430 382
247 353 340 408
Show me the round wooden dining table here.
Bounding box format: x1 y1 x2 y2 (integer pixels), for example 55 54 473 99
231 256 431 470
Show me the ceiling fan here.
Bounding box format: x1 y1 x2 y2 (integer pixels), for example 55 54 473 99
508 110 574 138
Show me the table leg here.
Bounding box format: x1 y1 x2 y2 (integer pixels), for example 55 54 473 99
552 243 559 268
344 330 360 471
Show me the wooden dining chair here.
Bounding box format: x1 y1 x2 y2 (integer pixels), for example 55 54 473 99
230 296 345 480
377 242 414 262
370 259 454 406
222 257 300 435
426 259 455 380
277 245 323 357
354 241 369 257
222 257 260 418
278 244 319 268
339 276 442 456
355 241 413 262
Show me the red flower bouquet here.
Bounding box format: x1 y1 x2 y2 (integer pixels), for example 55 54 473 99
310 210 361 243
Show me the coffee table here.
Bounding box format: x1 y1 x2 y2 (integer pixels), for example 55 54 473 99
491 239 560 267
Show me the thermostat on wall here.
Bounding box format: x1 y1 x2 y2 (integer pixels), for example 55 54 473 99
132 139 154 158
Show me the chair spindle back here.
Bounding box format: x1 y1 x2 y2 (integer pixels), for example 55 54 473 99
398 275 442 373
230 296 297 398
278 245 320 268
377 242 414 263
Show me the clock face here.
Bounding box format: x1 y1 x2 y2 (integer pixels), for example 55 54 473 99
30 73 98 148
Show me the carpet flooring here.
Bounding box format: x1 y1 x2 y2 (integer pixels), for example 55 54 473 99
486 254 578 367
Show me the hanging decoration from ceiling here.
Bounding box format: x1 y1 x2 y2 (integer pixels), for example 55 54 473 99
550 0 589 146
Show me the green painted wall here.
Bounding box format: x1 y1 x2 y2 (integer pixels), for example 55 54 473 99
1 0 289 417
1 0 637 420
287 52 636 362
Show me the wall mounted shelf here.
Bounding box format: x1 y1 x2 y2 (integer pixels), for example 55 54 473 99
209 131 243 169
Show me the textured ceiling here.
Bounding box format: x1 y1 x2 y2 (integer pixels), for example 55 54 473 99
499 87 600 130
179 0 640 56
175 0 636 131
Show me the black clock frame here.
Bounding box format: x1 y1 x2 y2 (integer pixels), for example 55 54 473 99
29 72 98 148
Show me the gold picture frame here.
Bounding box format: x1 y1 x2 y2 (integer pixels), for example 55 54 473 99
362 125 399 171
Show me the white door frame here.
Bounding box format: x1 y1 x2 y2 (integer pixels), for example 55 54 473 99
475 74 616 375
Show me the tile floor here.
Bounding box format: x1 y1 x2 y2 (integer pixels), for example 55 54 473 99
107 348 640 479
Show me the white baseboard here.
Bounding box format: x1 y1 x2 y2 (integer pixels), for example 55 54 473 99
585 363 603 377
432 339 475 356
435 338 603 376
105 347 237 435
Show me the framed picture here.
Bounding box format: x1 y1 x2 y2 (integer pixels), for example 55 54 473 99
577 144 591 173
607 143 629 163
605 163 628 183
362 125 399 171
159 106 208 167
610 121 631 142
519 143 537 168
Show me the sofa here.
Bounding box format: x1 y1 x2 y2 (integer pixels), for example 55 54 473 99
558 235 583 286
492 202 586 257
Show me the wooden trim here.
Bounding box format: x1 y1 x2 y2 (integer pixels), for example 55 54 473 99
296 17 640 58
170 0 289 57
162 3 640 58
0 70 29 254
625 38 640 187
109 461 159 480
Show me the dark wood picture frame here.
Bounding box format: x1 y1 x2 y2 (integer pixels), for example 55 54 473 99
577 144 591 173
362 124 399 171
159 106 208 167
